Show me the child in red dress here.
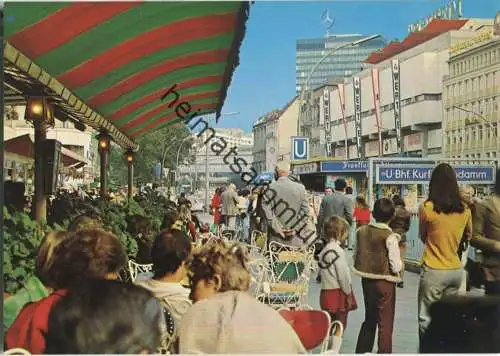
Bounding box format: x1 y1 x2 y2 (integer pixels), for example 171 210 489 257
318 216 358 330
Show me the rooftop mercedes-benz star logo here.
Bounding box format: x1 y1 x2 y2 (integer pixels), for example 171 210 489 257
321 10 335 30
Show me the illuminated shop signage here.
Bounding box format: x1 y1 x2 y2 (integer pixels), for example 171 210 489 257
408 0 463 34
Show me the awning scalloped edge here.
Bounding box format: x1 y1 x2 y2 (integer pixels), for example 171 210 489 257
3 40 139 151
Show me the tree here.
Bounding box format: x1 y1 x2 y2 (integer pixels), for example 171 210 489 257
109 125 195 186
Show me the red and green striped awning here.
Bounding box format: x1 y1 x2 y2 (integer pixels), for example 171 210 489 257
3 1 249 147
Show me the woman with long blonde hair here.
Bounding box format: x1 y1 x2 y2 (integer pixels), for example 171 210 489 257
4 231 69 330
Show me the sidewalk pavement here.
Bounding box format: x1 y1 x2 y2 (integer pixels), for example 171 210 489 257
308 257 420 354
308 255 485 354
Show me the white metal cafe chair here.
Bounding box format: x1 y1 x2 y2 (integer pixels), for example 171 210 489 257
4 349 31 355
128 260 153 282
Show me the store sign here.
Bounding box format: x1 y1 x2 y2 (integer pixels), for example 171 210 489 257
353 77 363 159
450 29 494 54
335 147 346 158
364 141 379 157
376 164 496 184
371 67 382 156
291 137 309 161
348 145 359 160
323 89 332 156
404 132 423 151
319 129 326 145
321 160 368 173
325 141 332 157
337 84 348 159
391 59 403 154
408 0 462 33
323 89 330 131
383 137 398 155
292 162 319 175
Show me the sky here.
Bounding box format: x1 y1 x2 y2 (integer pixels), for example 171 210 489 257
218 0 498 133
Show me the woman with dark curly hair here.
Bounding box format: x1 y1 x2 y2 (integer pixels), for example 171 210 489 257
5 229 127 354
417 163 472 347
45 279 163 354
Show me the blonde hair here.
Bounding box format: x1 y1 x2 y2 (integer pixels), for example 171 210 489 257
178 205 192 223
188 242 250 292
35 231 69 287
323 216 350 243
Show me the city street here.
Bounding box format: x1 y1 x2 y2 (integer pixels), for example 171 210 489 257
2 1 498 354
197 213 420 353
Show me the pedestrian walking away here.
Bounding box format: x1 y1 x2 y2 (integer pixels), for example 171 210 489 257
353 198 402 354
389 195 411 288
417 163 472 347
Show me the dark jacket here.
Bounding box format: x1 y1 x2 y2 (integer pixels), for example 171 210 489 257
318 191 354 228
471 195 500 282
389 205 411 243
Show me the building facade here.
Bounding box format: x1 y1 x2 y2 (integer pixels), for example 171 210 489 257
296 34 386 94
298 83 342 158
252 110 281 173
4 105 97 187
443 29 500 164
178 128 254 189
318 19 493 161
252 98 299 172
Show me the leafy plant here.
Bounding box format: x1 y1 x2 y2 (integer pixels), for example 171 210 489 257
3 208 51 293
5 189 179 294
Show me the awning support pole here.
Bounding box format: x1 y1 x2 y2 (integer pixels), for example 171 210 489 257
125 150 135 201
97 133 111 198
32 122 47 222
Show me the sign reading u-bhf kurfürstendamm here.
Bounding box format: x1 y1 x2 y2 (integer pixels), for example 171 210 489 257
391 59 403 154
353 77 363 159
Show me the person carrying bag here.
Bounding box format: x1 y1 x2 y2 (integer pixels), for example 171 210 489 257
470 185 500 296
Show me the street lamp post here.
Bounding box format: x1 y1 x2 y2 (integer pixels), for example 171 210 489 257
202 112 240 211
175 135 193 184
297 34 381 153
159 137 181 186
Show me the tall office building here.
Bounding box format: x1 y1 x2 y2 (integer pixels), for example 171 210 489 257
177 128 254 190
296 34 386 94
443 28 500 164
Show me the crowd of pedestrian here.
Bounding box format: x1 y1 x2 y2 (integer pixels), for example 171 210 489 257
3 161 500 354
252 160 500 353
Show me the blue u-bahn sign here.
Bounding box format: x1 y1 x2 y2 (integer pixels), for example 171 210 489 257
376 164 496 185
320 160 368 172
291 137 309 161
